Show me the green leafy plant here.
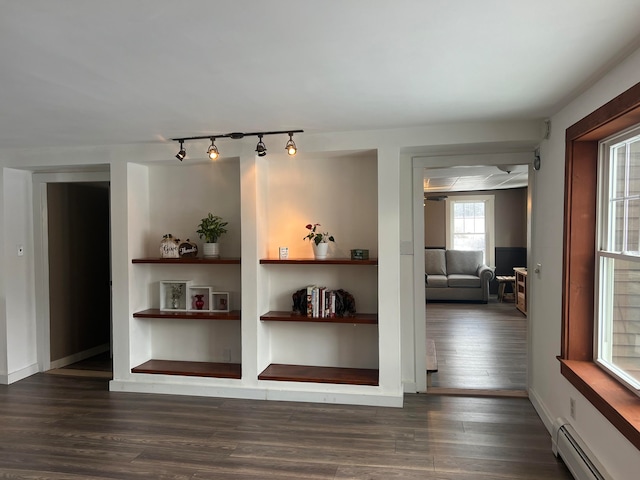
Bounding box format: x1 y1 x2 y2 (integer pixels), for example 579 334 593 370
197 213 228 243
303 223 335 246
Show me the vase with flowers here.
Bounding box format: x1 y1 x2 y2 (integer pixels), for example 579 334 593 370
304 223 335 259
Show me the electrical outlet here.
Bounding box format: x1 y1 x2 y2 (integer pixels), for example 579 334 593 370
570 397 576 420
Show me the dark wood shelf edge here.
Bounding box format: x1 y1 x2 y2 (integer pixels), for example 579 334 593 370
260 311 378 324
260 258 377 265
133 309 241 320
132 360 241 379
132 257 241 264
258 364 378 386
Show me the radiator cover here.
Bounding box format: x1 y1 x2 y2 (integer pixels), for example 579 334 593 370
552 418 609 480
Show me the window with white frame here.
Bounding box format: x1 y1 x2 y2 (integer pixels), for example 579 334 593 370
445 195 495 266
597 125 640 393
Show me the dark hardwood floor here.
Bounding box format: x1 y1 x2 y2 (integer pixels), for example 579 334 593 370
426 297 527 393
0 374 572 479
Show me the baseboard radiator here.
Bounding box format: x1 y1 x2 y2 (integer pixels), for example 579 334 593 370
552 418 609 480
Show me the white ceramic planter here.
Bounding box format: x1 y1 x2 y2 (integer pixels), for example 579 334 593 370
312 242 329 259
202 242 220 258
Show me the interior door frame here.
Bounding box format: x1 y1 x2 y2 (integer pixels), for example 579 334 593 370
33 170 111 372
412 151 533 392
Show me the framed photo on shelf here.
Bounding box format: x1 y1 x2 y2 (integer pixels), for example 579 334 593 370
211 292 230 312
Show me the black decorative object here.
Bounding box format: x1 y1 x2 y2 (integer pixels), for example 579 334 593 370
292 288 307 316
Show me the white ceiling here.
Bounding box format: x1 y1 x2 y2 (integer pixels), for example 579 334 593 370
1 1 640 150
424 164 528 193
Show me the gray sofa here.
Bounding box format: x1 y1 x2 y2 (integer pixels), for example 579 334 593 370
425 249 494 303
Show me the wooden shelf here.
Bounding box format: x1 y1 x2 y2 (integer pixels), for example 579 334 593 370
132 360 241 378
260 311 378 324
258 364 378 386
260 258 377 265
133 308 241 320
132 257 241 264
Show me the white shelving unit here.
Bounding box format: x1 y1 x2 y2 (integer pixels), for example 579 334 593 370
111 149 402 407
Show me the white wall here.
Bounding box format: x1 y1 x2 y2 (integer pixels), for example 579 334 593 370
529 46 640 480
0 117 540 400
0 169 7 379
0 168 37 383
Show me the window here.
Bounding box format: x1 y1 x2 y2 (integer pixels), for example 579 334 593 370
596 127 640 393
562 80 640 450
446 195 495 266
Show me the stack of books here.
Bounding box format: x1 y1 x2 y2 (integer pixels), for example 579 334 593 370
305 285 336 318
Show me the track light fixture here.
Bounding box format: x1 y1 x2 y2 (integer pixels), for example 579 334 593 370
285 132 297 156
255 135 267 157
207 138 219 160
175 140 186 161
172 129 302 161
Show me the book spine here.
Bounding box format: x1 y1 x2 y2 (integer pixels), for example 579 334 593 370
306 285 314 317
312 286 318 318
329 290 336 318
319 287 326 318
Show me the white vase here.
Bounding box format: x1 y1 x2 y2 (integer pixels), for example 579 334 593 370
312 242 329 260
203 242 220 258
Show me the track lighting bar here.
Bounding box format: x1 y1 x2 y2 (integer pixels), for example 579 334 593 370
172 129 303 160
172 129 303 143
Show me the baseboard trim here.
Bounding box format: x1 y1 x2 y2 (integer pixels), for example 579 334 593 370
3 363 40 384
111 379 404 408
46 368 112 379
403 380 418 393
529 386 554 434
50 343 110 370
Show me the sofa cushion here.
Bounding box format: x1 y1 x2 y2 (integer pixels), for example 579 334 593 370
446 250 482 275
447 274 481 288
425 274 448 288
425 249 447 275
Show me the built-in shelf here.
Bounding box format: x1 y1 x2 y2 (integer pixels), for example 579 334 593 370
260 311 377 324
132 359 241 379
260 258 377 265
133 308 241 320
132 257 241 264
258 364 378 386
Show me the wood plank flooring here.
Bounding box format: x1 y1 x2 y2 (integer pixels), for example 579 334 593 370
0 374 572 478
426 298 527 392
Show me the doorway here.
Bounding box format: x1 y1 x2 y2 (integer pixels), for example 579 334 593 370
33 171 112 377
47 182 111 377
412 151 534 396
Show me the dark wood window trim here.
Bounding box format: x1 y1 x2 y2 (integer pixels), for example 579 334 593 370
562 81 640 450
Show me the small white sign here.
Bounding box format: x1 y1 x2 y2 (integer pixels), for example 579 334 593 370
279 247 289 259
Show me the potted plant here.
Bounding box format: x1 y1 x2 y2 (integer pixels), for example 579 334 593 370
304 223 335 259
197 213 228 258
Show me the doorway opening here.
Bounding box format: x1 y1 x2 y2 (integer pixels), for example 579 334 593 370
412 152 534 397
46 182 112 378
33 171 112 380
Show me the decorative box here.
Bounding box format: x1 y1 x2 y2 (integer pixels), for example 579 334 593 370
188 285 214 311
350 249 369 260
179 239 198 258
211 292 230 312
160 234 180 258
160 280 192 310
